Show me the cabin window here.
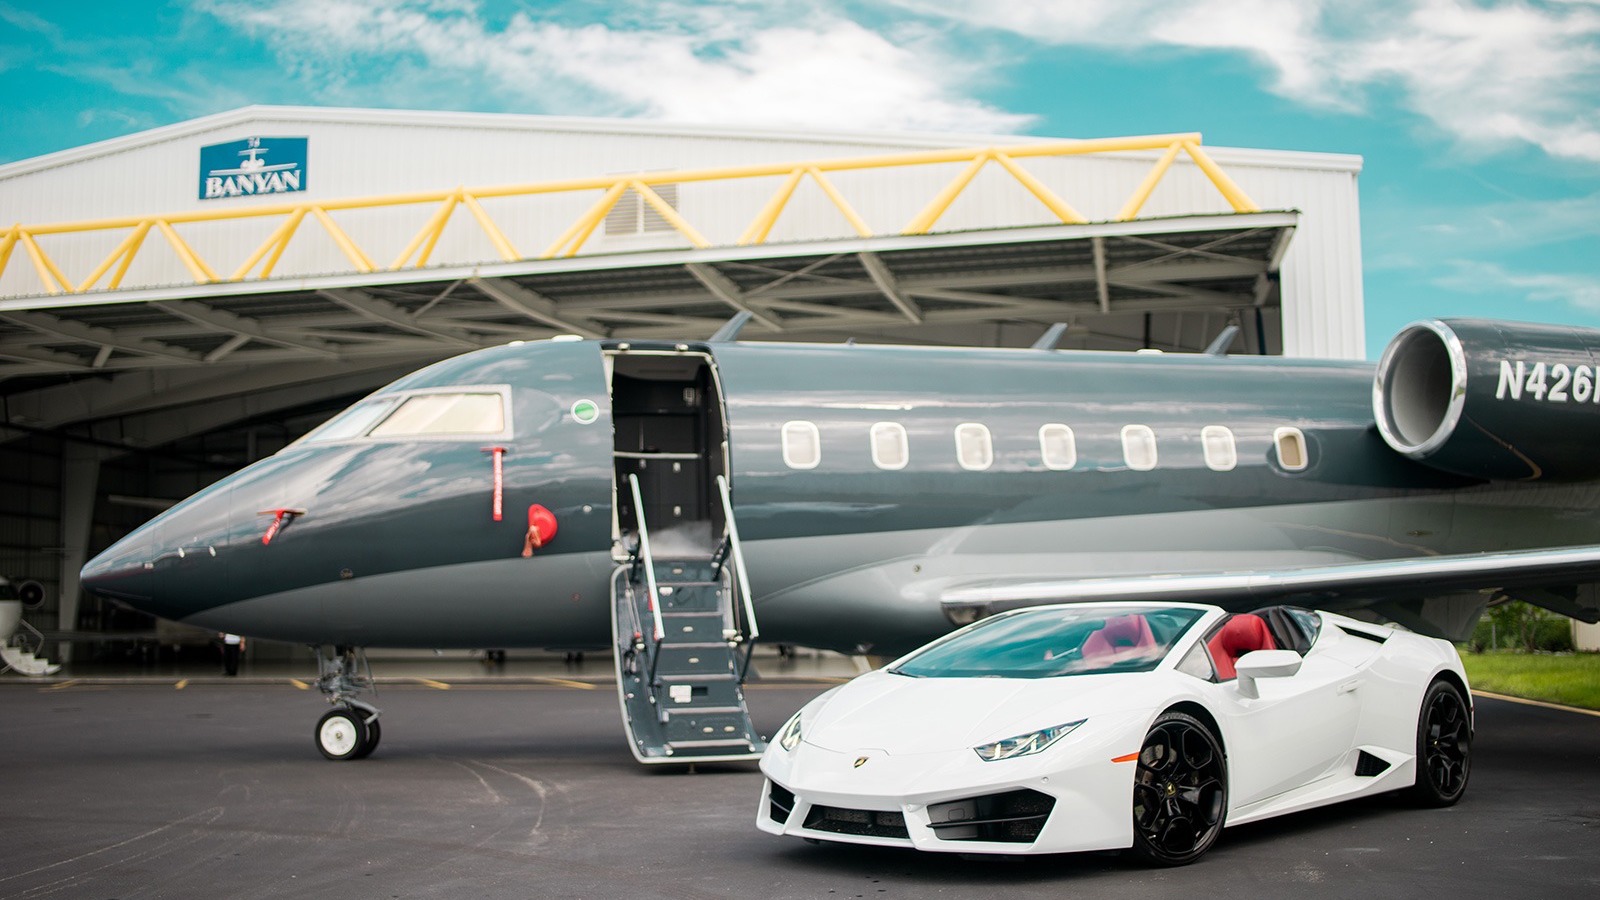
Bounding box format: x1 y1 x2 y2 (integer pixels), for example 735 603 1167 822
1201 426 1237 472
1274 427 1309 471
369 392 506 437
954 423 993 471
1039 424 1077 470
782 421 821 469
1121 425 1158 471
870 422 909 470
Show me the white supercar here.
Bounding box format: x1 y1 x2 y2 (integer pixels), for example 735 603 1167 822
757 602 1471 866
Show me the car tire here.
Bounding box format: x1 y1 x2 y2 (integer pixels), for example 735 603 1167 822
1408 679 1471 807
1131 710 1228 866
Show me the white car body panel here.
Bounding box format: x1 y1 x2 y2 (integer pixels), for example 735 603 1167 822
758 603 1469 856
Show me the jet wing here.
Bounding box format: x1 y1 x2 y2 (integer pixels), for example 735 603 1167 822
940 545 1600 628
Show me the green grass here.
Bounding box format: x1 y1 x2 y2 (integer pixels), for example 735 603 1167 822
1458 650 1600 710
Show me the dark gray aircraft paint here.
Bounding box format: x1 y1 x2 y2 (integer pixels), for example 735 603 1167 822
83 318 1600 651
78 317 1600 759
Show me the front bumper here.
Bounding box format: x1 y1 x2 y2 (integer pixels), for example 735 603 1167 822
757 712 1142 855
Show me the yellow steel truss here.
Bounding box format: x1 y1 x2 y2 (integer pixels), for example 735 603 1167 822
0 133 1257 296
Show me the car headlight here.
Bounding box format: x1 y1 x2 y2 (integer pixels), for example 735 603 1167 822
778 713 804 751
973 720 1085 762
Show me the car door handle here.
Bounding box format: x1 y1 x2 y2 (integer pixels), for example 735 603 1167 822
1338 679 1363 695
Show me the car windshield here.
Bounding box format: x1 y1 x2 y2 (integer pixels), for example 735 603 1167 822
891 606 1206 679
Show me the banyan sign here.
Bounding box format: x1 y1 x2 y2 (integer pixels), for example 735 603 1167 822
198 136 308 200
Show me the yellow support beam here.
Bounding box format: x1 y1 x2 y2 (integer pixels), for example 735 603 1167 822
20 231 71 294
807 167 872 238
462 193 521 262
991 152 1087 225
738 169 806 246
903 152 991 235
1117 141 1185 221
0 130 1264 297
156 220 220 283
1182 141 1260 213
632 180 711 249
312 207 376 273
392 194 461 270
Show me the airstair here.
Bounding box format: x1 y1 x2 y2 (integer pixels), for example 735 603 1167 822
1 600 61 676
611 474 765 763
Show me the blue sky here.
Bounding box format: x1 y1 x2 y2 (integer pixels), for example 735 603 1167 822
2 0 1597 357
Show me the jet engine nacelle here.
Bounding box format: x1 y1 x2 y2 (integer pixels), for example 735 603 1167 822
1374 318 1600 481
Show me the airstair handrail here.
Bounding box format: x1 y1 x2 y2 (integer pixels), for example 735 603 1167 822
627 474 665 643
716 475 759 643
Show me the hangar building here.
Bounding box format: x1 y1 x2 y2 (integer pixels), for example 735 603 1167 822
0 106 1364 662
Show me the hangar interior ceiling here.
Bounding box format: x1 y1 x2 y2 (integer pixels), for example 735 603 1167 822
0 212 1293 656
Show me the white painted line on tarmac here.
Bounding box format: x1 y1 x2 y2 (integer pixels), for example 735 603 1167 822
1473 689 1600 718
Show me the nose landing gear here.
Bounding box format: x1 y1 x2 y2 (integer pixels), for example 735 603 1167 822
313 645 382 760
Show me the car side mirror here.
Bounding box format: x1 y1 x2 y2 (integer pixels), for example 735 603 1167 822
1234 649 1303 699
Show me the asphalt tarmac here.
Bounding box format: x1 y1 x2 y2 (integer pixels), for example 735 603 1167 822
1 676 1596 900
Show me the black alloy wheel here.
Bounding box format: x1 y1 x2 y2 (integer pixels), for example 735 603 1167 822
1409 679 1471 806
1131 711 1228 866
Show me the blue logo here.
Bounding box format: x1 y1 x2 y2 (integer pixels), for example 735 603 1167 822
199 137 308 200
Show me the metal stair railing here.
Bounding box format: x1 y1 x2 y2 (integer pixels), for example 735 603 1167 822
715 475 761 680
627 474 666 689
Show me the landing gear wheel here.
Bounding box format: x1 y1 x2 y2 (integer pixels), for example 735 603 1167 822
316 706 368 761
1409 679 1471 806
1131 711 1227 866
353 716 382 760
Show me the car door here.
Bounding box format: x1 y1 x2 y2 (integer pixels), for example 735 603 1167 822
1209 618 1364 809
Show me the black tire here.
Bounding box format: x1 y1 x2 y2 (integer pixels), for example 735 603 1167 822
1131 711 1228 866
1409 679 1471 806
315 706 368 761
353 716 381 760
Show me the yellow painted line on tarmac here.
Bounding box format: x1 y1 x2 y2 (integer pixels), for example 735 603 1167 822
44 679 80 691
534 676 596 690
289 679 309 690
414 678 452 690
1472 689 1600 719
174 679 188 690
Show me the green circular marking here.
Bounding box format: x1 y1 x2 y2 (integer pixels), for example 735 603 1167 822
571 399 599 424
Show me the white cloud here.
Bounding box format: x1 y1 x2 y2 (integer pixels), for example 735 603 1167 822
196 0 1034 134
894 0 1600 162
1436 260 1600 313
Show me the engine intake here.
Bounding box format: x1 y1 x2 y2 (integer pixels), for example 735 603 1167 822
1374 318 1600 481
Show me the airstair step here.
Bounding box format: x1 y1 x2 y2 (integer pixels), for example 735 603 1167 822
667 738 757 751
664 705 746 716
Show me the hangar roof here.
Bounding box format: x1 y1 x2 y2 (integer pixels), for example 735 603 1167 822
0 211 1294 393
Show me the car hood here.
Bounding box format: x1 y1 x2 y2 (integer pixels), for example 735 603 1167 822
804 670 1157 756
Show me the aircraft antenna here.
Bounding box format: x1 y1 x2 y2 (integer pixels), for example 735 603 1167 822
709 311 754 342
1031 323 1071 350
1204 324 1241 356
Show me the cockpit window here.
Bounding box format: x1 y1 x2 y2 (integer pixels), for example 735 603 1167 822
303 398 399 444
369 392 505 437
294 387 511 446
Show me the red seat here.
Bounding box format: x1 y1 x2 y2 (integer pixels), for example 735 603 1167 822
1207 614 1278 680
1081 614 1156 663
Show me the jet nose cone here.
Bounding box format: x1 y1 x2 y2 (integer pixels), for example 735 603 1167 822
80 483 233 620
